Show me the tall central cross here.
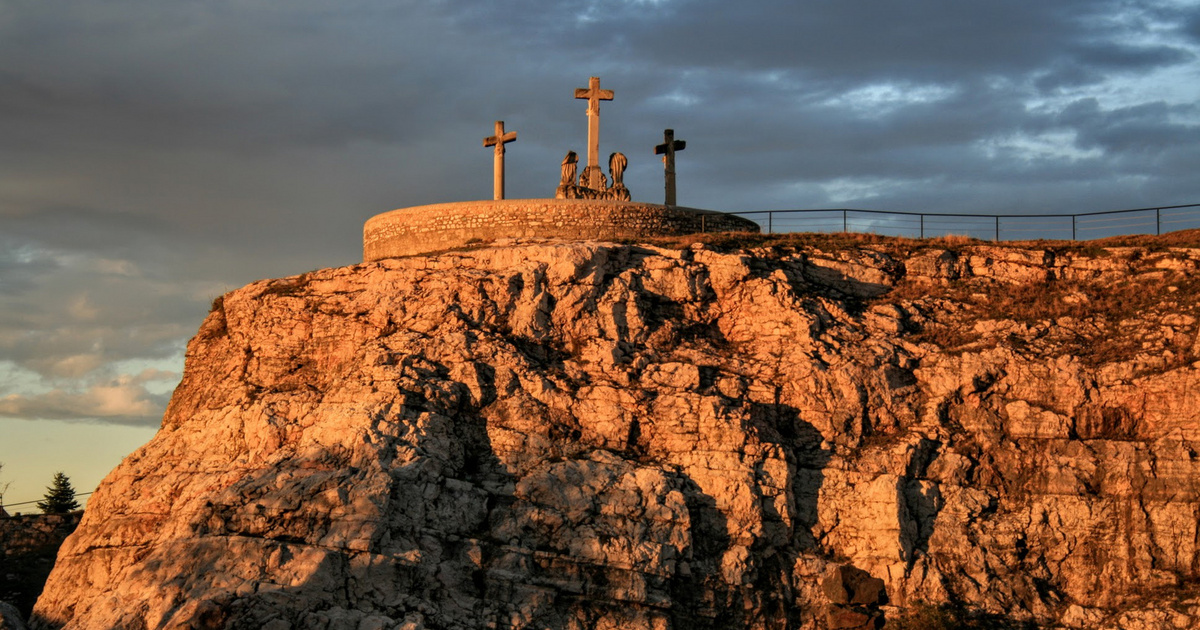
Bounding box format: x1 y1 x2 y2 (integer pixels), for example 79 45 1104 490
483 120 517 200
574 76 614 189
655 128 686 206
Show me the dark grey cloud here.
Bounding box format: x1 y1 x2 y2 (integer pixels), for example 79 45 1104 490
1064 99 1200 157
461 0 1194 85
0 0 1198 425
1189 12 1200 41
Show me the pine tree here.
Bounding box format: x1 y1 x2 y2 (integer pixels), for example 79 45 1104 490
37 472 80 514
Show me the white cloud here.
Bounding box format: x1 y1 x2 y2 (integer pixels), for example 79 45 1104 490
43 353 106 379
819 177 913 204
0 369 176 426
978 131 1105 162
823 82 959 115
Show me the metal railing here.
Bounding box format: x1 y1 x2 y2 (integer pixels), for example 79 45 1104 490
731 203 1200 241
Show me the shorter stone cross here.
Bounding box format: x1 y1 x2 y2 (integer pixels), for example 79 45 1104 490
655 128 686 206
483 120 517 200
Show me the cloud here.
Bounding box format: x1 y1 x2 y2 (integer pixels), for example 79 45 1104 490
0 241 60 295
0 369 176 426
2 0 1195 225
0 0 1196 431
0 232 206 380
1063 99 1200 157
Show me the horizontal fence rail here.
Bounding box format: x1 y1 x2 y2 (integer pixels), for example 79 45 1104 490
0 491 93 513
730 203 1200 241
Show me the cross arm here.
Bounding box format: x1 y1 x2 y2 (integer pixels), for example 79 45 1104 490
484 120 517 148
575 88 614 100
655 140 686 154
484 131 517 147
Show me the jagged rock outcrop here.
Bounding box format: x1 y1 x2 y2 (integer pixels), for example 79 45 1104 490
31 234 1200 629
821 565 886 629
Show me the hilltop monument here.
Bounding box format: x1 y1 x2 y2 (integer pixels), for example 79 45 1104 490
556 76 630 201
363 77 758 261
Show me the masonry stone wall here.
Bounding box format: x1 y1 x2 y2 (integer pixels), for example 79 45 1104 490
363 199 760 261
1 512 81 617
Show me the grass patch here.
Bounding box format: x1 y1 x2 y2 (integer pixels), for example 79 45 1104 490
891 268 1200 367
642 228 1200 255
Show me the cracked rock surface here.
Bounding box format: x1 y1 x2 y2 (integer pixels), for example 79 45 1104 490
30 236 1200 629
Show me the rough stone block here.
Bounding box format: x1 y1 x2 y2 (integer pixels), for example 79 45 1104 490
822 564 888 606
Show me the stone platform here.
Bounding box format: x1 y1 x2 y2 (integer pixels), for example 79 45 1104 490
363 198 760 261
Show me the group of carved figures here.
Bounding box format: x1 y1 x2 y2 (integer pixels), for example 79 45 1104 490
556 151 630 201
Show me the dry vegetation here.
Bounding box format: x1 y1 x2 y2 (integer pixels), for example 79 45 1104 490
647 227 1200 253
886 602 1039 630
653 228 1200 369
901 272 1199 368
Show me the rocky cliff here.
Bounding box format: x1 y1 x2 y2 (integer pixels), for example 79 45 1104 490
30 233 1200 629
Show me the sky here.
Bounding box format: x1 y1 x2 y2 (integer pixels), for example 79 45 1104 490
1 0 1199 509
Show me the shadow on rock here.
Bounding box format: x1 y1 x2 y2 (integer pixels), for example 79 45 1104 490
0 513 81 622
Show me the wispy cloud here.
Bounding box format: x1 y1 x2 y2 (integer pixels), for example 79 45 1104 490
0 369 176 426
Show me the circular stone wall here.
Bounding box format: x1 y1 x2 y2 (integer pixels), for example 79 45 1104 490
363 199 760 261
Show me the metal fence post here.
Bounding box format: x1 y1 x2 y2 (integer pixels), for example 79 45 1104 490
995 216 1000 241
1072 215 1076 240
768 211 773 234
1157 208 1161 235
842 210 847 233
920 214 925 239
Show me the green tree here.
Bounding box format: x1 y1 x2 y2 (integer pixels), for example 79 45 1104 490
37 472 80 514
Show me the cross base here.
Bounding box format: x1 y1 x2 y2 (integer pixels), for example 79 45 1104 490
555 156 630 201
556 182 630 202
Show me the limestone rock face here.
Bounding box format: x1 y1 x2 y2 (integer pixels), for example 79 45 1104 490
30 237 1200 629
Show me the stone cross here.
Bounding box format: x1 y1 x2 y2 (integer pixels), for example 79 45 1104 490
655 128 686 206
483 120 517 200
574 76 614 189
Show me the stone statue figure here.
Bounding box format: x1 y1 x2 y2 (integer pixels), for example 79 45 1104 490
554 149 629 201
556 151 581 199
609 152 627 186
604 151 630 201
560 151 578 187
